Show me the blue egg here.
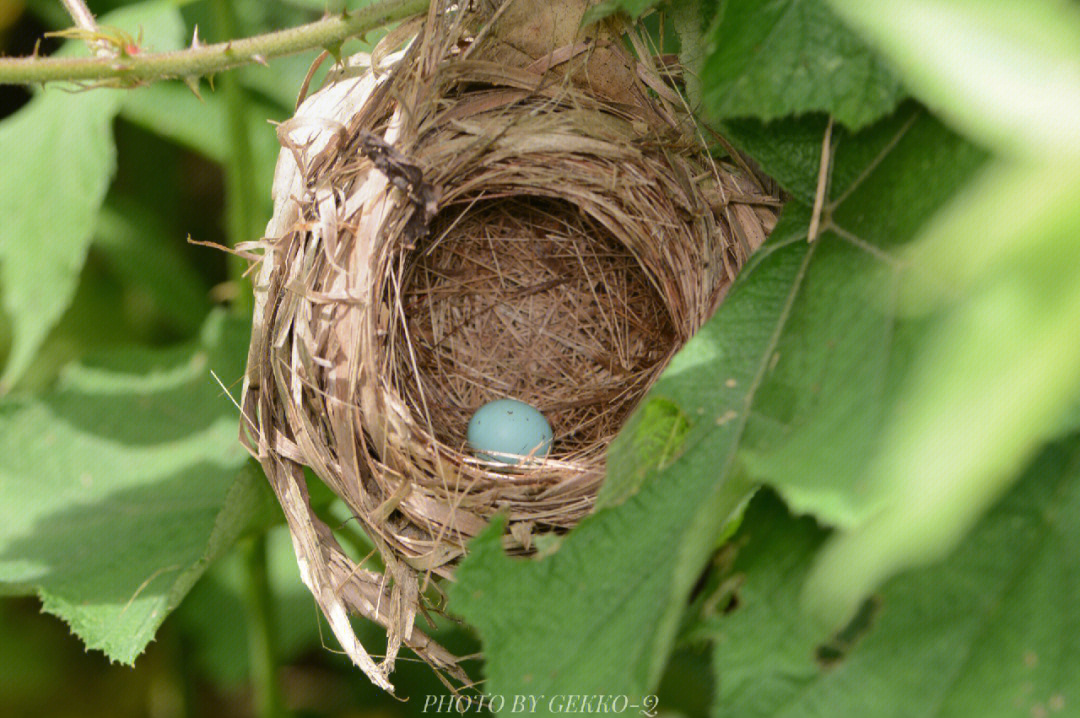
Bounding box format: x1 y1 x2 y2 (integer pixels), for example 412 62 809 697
467 399 553 464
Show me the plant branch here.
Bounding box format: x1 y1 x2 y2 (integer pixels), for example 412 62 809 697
0 0 429 86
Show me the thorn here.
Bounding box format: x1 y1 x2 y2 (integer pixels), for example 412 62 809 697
190 25 204 49
251 53 268 66
183 75 203 100
207 73 216 92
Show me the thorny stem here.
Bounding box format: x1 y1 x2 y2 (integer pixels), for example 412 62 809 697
0 0 430 86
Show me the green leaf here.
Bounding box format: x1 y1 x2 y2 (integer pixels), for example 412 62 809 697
701 439 1080 718
804 158 1080 630
710 6 1080 628
451 467 751 706
700 0 904 130
824 0 1080 162
9 253 136 395
0 87 119 391
717 107 951 208
0 2 185 391
586 0 902 129
736 107 985 527
723 106 1080 637
0 311 257 663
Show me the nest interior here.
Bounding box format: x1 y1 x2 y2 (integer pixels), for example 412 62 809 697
395 195 678 459
240 0 781 690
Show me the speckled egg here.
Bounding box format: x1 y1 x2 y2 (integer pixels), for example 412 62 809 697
467 398 553 464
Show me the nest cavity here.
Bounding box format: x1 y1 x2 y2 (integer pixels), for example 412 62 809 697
398 196 678 456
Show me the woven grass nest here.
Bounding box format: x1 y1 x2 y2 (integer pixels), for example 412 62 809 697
240 0 781 691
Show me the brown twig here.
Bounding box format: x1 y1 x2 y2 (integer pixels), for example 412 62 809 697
808 116 834 242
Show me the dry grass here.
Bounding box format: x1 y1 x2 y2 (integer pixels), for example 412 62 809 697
399 196 677 454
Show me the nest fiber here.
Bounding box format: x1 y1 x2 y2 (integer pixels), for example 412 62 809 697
240 0 780 690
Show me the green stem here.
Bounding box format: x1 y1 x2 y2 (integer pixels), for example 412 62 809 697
0 0 429 86
214 0 257 315
243 534 286 718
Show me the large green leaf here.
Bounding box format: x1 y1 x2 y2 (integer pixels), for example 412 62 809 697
701 438 1080 718
696 0 903 129
0 85 119 391
735 108 984 526
708 108 1080 641
0 2 185 391
586 0 902 129
0 311 259 663
804 159 1080 630
825 0 1080 162
720 110 1080 638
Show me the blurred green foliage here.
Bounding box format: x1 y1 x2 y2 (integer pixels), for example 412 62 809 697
1 0 1078 716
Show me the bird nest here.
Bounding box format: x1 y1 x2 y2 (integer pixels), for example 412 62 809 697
240 0 781 692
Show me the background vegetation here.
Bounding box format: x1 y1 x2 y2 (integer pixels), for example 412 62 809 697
1 0 1077 716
